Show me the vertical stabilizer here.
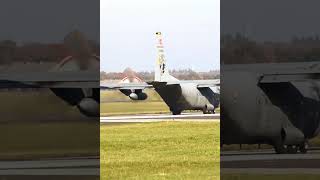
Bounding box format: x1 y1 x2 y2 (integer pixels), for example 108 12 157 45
155 32 178 82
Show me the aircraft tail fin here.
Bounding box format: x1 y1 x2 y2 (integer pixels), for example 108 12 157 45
154 32 178 82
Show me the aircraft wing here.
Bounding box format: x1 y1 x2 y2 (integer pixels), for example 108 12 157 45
223 61 320 84
147 79 220 87
223 61 320 74
100 82 152 90
148 79 220 89
0 71 99 88
183 79 220 86
259 70 320 84
196 79 220 88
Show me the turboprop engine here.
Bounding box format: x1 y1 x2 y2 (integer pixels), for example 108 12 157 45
120 89 148 100
77 97 99 117
129 92 148 100
51 88 100 117
50 30 100 118
203 104 215 114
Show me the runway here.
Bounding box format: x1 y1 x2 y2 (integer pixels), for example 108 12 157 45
221 149 320 174
0 157 99 175
100 113 220 123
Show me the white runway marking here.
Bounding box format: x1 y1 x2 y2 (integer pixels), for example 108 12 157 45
0 157 99 175
221 149 320 173
100 114 220 123
222 168 320 175
0 168 99 176
221 150 320 162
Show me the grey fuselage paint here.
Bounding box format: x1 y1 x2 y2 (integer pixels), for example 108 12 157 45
221 71 320 146
153 83 219 113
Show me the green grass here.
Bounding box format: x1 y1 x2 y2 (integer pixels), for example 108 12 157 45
101 122 220 180
221 174 320 180
101 89 163 102
100 90 170 116
0 122 99 160
100 90 169 115
100 91 220 116
0 91 98 159
0 90 85 121
101 101 170 116
309 136 320 147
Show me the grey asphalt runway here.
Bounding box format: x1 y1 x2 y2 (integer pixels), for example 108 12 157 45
100 113 220 123
221 149 320 174
0 157 99 175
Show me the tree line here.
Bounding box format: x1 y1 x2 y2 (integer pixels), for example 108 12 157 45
0 31 99 65
101 68 220 81
221 33 320 64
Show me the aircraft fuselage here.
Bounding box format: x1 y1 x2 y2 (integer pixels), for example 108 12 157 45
154 83 219 114
221 71 320 153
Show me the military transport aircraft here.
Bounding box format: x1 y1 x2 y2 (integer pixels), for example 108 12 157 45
101 32 220 115
0 31 100 117
222 62 320 154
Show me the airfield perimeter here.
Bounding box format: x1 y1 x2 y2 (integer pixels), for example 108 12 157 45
100 89 320 179
221 148 320 180
100 90 220 179
0 90 99 176
221 126 320 178
101 121 220 179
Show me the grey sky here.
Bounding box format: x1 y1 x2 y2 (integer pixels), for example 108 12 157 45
101 0 220 72
0 0 99 43
222 0 320 42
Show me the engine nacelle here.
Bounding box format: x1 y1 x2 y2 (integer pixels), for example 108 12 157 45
282 126 305 145
203 104 215 114
129 92 148 100
77 98 99 117
51 88 100 118
205 104 215 111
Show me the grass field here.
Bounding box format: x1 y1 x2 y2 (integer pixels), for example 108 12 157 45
0 91 98 159
0 90 86 121
100 90 220 115
0 122 99 160
100 101 170 116
101 122 220 180
101 89 163 102
100 90 169 116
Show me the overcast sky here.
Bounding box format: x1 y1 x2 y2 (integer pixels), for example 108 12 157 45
101 0 220 72
222 0 320 42
0 0 99 43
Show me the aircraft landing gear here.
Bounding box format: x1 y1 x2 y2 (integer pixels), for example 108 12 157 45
171 109 182 115
273 140 308 154
203 110 215 114
286 145 298 154
202 107 215 114
274 142 287 154
299 142 308 154
203 105 215 114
